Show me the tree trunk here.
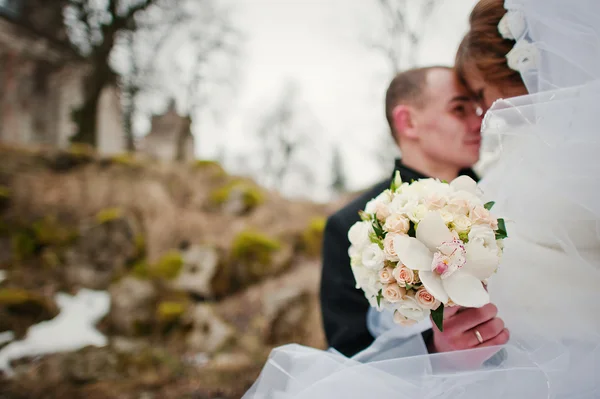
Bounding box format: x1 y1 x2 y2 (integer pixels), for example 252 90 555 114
70 62 115 147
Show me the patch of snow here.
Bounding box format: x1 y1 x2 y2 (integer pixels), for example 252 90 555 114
0 289 110 375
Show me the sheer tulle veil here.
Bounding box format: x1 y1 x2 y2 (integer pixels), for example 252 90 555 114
244 1 600 397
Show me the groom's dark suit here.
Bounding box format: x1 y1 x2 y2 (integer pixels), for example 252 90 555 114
320 159 479 357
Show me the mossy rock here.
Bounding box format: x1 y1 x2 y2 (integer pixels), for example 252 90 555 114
156 301 187 323
67 143 96 159
11 230 37 261
210 180 264 213
0 288 58 337
95 208 123 224
151 250 184 280
107 153 142 167
0 186 10 211
300 217 327 257
193 160 227 177
32 215 78 247
231 231 281 280
43 146 95 172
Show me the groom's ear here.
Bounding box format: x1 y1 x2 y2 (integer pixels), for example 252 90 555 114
392 105 417 140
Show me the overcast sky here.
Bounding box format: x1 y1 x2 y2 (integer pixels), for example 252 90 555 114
192 0 478 197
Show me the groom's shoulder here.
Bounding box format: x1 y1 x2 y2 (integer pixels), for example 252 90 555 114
327 178 390 233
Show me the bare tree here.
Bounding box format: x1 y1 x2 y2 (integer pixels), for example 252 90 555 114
366 0 441 75
63 0 162 146
117 0 242 155
330 146 348 195
364 0 440 172
253 81 321 197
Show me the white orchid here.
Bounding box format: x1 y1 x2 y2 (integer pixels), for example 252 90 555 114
393 211 500 308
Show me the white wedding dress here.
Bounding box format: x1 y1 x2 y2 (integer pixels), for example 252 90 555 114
244 1 600 397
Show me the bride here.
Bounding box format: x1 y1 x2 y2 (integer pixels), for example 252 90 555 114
244 0 600 397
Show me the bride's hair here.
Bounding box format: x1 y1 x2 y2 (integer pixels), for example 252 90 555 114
455 0 524 90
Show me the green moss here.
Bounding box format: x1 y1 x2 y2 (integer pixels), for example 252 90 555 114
109 153 140 167
41 248 61 269
301 217 327 257
210 180 264 211
32 215 77 246
193 159 226 173
156 301 186 323
95 208 123 224
231 230 281 266
0 288 43 306
67 143 96 159
11 231 36 261
151 250 184 280
0 186 10 199
134 234 146 258
131 261 150 279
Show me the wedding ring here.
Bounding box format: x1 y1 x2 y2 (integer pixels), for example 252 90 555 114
474 329 484 344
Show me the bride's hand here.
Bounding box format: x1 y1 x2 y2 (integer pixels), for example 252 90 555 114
429 303 510 353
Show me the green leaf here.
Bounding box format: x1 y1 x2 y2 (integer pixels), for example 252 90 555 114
407 221 416 237
390 171 402 192
376 290 383 308
495 218 508 240
441 179 449 184
484 201 495 211
369 232 384 249
373 218 387 240
431 303 445 332
405 283 413 290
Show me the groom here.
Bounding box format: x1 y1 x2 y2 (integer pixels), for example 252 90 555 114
321 66 508 357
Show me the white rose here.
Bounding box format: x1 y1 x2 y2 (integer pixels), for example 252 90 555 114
348 221 372 250
365 198 378 215
375 190 393 205
388 193 419 215
468 225 497 249
438 208 455 224
506 40 539 72
452 214 472 233
383 234 400 262
498 10 526 40
395 296 430 322
383 214 410 235
361 243 386 270
407 204 429 224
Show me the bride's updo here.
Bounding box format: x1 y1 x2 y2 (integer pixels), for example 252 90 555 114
455 0 524 91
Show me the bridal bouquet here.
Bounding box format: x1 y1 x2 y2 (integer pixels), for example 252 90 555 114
348 174 507 331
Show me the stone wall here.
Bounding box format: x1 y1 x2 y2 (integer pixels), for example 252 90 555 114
0 14 125 155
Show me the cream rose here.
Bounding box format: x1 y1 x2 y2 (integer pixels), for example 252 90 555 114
392 265 415 287
383 234 400 262
395 296 430 322
393 310 417 326
470 205 497 228
378 266 396 284
382 283 406 303
425 192 448 210
384 214 410 235
375 202 391 221
415 287 440 310
452 214 472 233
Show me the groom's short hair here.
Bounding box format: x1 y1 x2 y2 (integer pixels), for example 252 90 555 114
385 66 451 137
